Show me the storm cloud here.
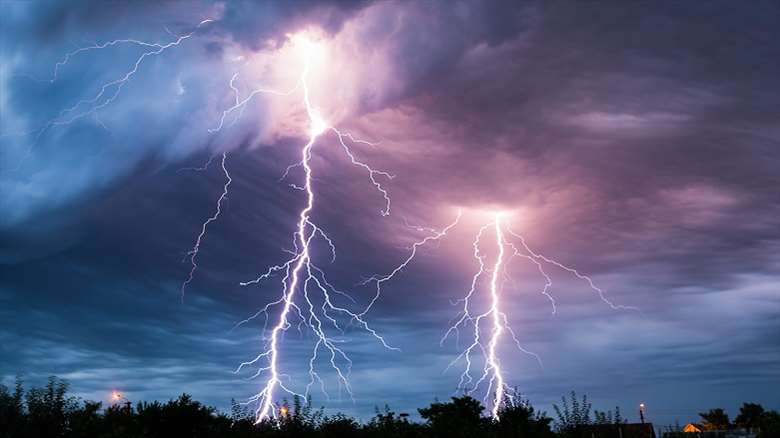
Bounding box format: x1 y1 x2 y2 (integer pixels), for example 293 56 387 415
1 0 778 427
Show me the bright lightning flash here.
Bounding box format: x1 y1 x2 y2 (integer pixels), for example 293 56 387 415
203 33 397 423
438 211 637 420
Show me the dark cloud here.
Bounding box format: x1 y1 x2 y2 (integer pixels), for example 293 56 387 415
218 0 370 49
2 0 778 427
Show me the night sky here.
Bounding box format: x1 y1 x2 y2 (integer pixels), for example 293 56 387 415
2 0 779 428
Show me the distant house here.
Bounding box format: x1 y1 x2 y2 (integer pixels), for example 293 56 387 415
683 423 703 433
577 423 656 438
662 426 757 438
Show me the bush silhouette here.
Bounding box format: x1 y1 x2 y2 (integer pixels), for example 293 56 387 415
418 395 488 438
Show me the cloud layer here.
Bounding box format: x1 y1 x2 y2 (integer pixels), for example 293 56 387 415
2 0 778 427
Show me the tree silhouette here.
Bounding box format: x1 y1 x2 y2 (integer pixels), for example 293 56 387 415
66 401 102 438
364 405 425 438
495 393 554 438
272 396 322 436
758 410 780 438
0 376 25 438
418 396 487 438
735 403 764 431
24 376 77 438
699 408 730 431
593 406 624 425
553 391 592 436
319 413 361 438
7 377 777 438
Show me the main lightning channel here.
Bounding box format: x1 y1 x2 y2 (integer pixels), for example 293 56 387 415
224 34 397 423
486 217 506 419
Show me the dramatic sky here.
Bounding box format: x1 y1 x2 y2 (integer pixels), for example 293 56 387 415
2 0 778 428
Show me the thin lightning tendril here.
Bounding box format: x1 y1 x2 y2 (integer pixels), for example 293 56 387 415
53 19 213 125
39 18 225 298
361 210 462 318
10 19 214 171
505 227 639 312
180 151 232 301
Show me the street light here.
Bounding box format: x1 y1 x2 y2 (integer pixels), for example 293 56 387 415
110 390 131 411
639 403 646 424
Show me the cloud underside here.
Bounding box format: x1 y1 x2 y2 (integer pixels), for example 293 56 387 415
1 0 778 424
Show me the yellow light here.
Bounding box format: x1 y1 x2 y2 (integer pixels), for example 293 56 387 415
279 406 289 416
111 391 122 401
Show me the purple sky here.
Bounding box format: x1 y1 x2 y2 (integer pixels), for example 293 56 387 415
1 0 778 428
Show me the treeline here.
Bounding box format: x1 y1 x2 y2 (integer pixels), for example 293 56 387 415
0 377 549 438
0 377 777 438
686 404 780 433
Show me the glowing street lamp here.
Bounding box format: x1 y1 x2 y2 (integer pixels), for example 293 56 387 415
639 403 646 424
110 390 132 411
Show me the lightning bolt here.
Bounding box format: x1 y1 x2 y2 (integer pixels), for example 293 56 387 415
486 217 506 419
212 34 398 423
37 22 401 422
440 212 637 419
440 215 516 420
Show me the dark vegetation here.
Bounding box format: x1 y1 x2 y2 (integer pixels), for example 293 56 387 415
1 377 777 438
697 404 780 433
